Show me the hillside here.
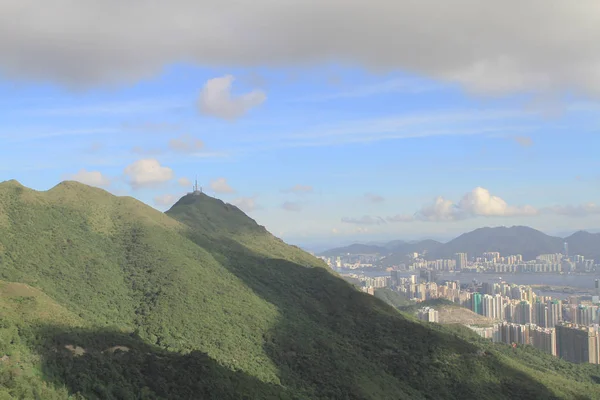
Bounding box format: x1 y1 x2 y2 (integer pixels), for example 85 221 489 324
0 180 599 399
564 230 600 261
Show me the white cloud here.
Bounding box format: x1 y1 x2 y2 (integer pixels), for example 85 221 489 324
154 194 180 207
416 187 538 221
210 177 235 194
293 78 437 102
199 75 266 120
240 108 534 152
341 216 386 225
386 214 415 223
282 184 313 194
365 193 385 203
282 201 302 212
2 2 600 97
347 190 600 225
124 159 174 189
231 197 258 213
418 197 463 222
178 177 192 187
26 99 184 116
66 169 111 187
544 203 600 217
514 136 533 147
168 134 204 153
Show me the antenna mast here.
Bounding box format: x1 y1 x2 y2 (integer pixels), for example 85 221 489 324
193 175 202 194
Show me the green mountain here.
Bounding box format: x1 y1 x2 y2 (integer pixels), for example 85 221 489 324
0 180 599 399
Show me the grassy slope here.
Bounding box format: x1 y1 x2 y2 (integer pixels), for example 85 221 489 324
0 180 598 399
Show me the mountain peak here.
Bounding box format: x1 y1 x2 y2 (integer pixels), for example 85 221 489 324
166 192 265 236
566 230 594 238
0 179 24 187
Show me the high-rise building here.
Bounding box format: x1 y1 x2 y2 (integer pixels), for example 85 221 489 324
595 279 600 296
417 307 439 323
563 242 569 259
482 294 495 319
533 301 548 328
390 270 402 287
472 292 482 315
515 301 532 324
556 324 600 364
547 300 562 328
530 326 557 356
454 253 467 270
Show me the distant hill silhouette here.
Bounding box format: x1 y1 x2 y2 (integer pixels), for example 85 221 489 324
321 226 600 262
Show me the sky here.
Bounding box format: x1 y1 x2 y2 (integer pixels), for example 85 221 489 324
1 1 600 248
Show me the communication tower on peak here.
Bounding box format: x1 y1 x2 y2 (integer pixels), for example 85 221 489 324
192 176 203 195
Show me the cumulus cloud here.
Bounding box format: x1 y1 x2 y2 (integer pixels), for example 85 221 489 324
2 1 600 97
178 177 192 188
345 189 600 225
66 169 111 187
341 216 386 225
282 184 313 194
231 197 259 213
543 203 600 217
365 193 385 203
168 134 204 153
154 194 180 207
514 136 533 147
282 201 302 212
124 159 174 189
210 177 235 194
415 187 538 221
199 75 266 120
386 214 415 223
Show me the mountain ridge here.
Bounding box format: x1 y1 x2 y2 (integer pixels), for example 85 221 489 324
321 225 600 262
0 181 598 399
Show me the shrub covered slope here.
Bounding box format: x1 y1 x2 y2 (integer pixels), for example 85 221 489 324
0 180 598 399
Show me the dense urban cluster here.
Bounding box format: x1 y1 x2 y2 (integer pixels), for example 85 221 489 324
320 241 598 273
320 248 600 365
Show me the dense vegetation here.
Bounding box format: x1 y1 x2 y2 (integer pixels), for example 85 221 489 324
374 288 412 308
0 180 599 399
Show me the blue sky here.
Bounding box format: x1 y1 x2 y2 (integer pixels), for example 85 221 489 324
2 2 600 247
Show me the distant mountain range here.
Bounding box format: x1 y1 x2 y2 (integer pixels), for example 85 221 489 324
319 226 600 263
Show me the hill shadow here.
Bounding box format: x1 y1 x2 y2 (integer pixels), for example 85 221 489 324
30 325 295 400
185 234 591 400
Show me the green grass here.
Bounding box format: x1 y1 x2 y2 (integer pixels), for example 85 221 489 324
0 180 598 399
